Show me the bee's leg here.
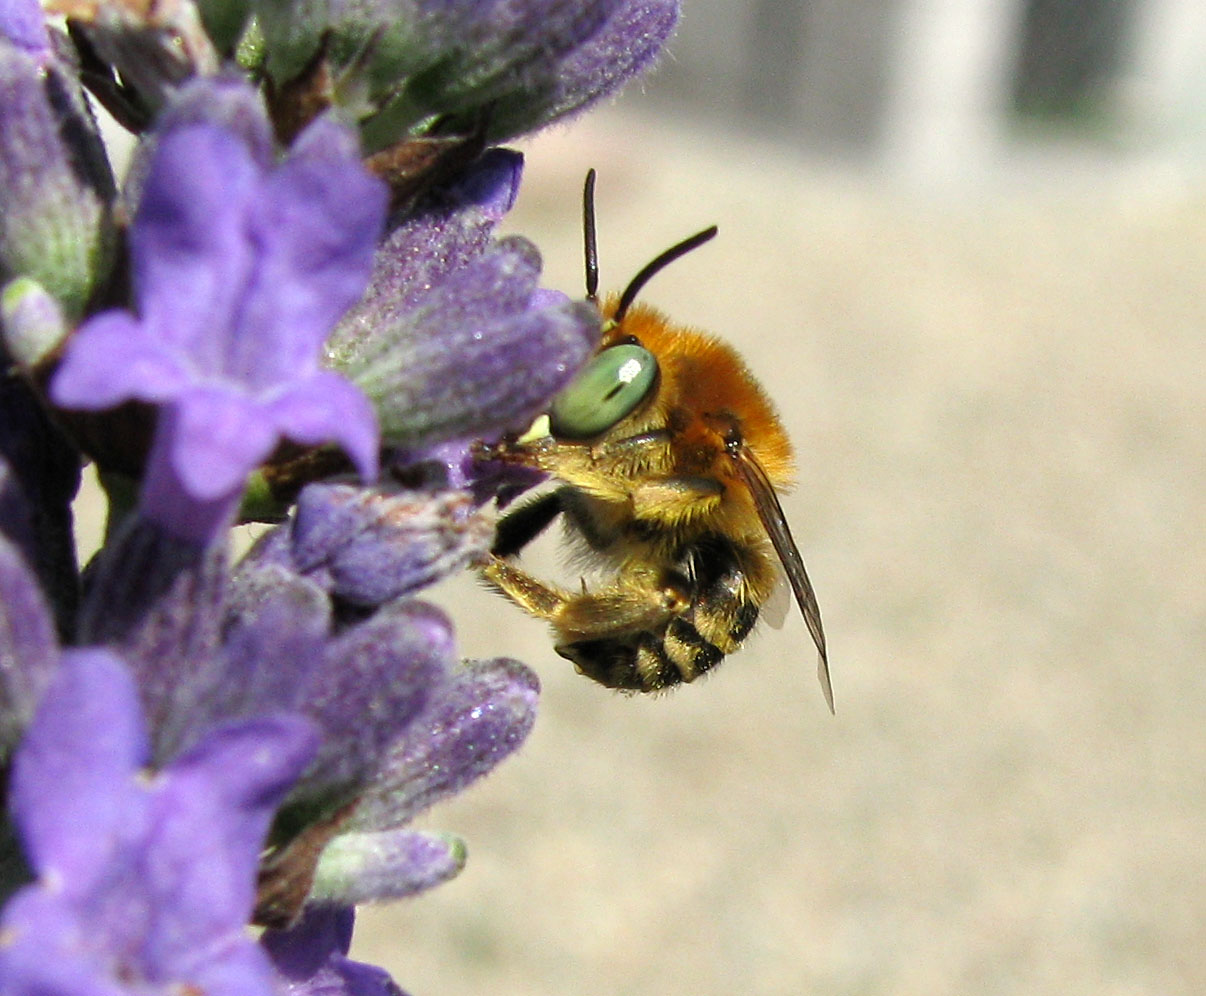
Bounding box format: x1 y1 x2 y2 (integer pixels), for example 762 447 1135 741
483 557 687 630
482 556 693 691
481 555 569 620
491 489 565 557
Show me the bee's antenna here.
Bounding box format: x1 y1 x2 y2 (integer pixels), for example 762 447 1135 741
615 225 718 323
583 168 600 303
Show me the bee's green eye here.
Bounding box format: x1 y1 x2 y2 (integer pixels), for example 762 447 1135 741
548 344 658 440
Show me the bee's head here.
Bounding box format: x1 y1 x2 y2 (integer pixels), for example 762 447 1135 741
545 169 717 443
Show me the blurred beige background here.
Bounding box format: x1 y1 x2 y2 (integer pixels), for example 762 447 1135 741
349 30 1206 996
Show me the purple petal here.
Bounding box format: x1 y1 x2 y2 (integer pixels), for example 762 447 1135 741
0 826 282 996
0 651 318 996
263 371 380 484
49 129 259 416
441 146 523 220
263 904 355 980
0 888 131 995
153 74 276 167
0 0 50 56
138 412 245 542
236 117 386 382
264 906 407 996
179 938 284 996
8 650 151 892
150 714 320 949
49 310 188 409
119 75 276 215
133 125 261 349
168 386 281 499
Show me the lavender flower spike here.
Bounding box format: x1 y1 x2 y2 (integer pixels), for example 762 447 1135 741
51 95 387 540
0 650 320 996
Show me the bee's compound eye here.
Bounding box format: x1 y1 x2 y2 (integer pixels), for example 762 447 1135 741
548 344 658 440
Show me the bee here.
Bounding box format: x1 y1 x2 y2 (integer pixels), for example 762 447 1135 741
480 171 833 711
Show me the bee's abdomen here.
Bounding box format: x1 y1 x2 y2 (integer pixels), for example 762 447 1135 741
556 538 762 692
556 607 757 691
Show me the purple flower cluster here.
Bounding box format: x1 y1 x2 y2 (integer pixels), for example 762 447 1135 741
0 0 679 992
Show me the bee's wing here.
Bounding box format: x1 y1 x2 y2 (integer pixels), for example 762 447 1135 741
762 566 791 630
732 446 834 714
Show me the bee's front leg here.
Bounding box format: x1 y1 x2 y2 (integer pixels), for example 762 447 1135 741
474 433 563 474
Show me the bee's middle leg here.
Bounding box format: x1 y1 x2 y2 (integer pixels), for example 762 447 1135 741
481 554 570 620
482 555 688 633
483 555 702 691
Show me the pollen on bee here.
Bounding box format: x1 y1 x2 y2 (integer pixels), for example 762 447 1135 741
516 413 551 444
